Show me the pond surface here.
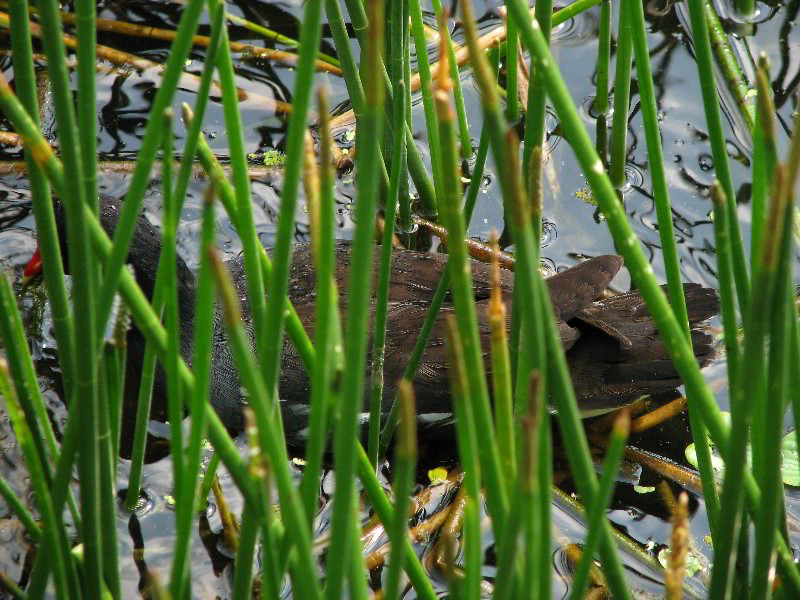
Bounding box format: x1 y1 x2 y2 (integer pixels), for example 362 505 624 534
0 0 799 597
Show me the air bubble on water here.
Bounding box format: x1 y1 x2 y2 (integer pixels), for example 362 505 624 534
591 159 604 174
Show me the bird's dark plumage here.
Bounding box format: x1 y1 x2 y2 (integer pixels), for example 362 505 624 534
49 195 719 442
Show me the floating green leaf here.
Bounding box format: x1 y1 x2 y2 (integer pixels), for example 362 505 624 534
685 413 800 487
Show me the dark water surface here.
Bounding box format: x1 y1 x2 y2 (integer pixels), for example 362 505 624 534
0 0 799 597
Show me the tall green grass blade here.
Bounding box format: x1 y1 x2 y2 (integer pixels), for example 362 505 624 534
377 53 496 459
609 0 632 188
208 249 321 600
0 283 80 600
95 0 206 341
347 488 370 600
7 0 75 395
520 0 552 193
169 183 218 600
384 381 416 600
301 90 342 523
325 0 384 592
707 169 791 599
0 476 40 541
594 0 611 115
437 26 508 531
32 0 102 593
443 318 482 600
432 1 471 158
685 0 750 313
355 445 437 600
75 0 96 216
237 0 325 406
489 235 515 486
368 80 406 468
162 109 185 506
627 0 720 532
226 12 340 67
232 501 260 600
749 166 794 600
340 0 437 214
185 111 316 371
408 0 442 214
568 413 629 600
96 357 120 600
505 6 518 122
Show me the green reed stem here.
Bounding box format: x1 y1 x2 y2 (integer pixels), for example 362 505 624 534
353 444 436 599
7 0 75 395
322 0 389 196
710 182 741 392
503 9 800 589
226 12 340 67
443 319 482 600
0 217 82 530
95 0 205 343
463 498 481 600
254 0 326 405
491 453 524 600
568 413 629 600
553 0 601 22
104 332 126 466
301 90 341 524
514 0 551 382
703 0 755 129
0 476 40 541
340 0 437 214
627 0 688 329
609 0 632 188
408 0 442 212
0 360 74 600
75 0 96 216
207 0 272 386
707 171 790 600
377 54 495 459
33 0 103 594
749 168 793 600
438 47 511 537
628 0 720 531
325 0 384 594
520 374 545 600
368 81 406 468
748 64 778 477
132 2 224 515
168 188 218 600
208 250 321 600
162 110 185 503
506 6 519 122
96 358 120 600
384 381 416 600
521 0 552 189
231 502 259 600
432 0 471 158
185 112 316 372
594 0 611 115
201 454 221 501
346 495 369 600
0 73 267 529
685 0 750 314
752 59 778 278
489 250 515 486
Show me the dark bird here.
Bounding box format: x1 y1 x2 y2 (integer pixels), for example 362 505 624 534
28 194 718 446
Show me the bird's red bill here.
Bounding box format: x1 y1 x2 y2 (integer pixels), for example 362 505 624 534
24 246 42 279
